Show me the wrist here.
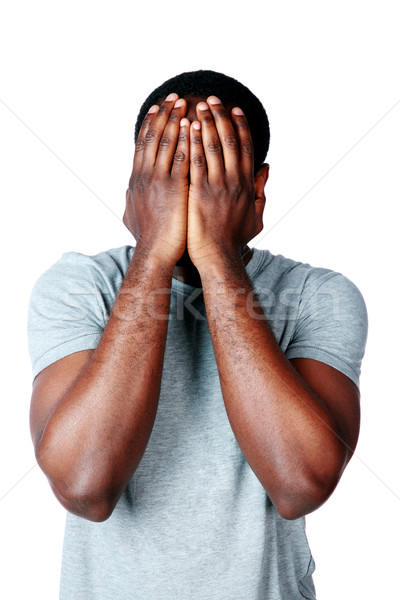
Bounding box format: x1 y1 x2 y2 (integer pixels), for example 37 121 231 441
133 241 178 272
130 243 176 280
195 246 246 281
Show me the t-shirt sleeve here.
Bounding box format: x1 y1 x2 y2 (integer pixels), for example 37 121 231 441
27 253 107 380
285 272 368 388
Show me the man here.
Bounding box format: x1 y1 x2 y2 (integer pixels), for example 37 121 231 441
28 70 367 599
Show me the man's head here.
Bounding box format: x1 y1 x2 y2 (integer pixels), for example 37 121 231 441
134 69 270 172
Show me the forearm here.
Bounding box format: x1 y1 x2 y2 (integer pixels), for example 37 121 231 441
200 253 347 519
37 246 173 521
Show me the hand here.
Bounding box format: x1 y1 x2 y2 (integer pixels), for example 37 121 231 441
123 94 190 268
187 96 268 271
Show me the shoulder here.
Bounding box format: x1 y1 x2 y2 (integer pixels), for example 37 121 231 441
28 246 134 379
29 244 136 331
251 250 368 387
250 248 329 293
251 248 366 309
31 245 135 292
55 244 134 275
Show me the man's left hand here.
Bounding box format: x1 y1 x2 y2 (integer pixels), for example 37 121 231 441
186 97 267 271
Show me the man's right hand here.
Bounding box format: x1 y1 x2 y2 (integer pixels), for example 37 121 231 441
123 93 190 268
32 97 191 518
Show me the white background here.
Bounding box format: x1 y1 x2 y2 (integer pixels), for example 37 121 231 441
1 1 399 598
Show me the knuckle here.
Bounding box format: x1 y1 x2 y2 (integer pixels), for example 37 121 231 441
214 107 228 119
145 129 157 144
132 173 147 194
224 133 237 148
241 143 253 156
235 118 248 129
157 105 168 116
178 131 189 142
135 139 145 152
207 138 221 153
142 114 152 127
159 136 172 149
174 150 187 163
193 154 206 167
202 113 214 124
168 110 180 123
192 134 203 145
231 182 243 197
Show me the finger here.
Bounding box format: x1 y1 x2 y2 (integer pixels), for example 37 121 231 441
207 96 240 175
171 117 190 179
196 101 224 180
131 105 159 178
231 107 254 178
156 98 188 171
142 92 179 167
189 120 207 185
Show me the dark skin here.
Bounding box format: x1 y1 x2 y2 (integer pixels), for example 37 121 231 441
169 96 254 287
30 93 360 521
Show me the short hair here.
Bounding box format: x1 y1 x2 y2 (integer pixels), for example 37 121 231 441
134 69 270 172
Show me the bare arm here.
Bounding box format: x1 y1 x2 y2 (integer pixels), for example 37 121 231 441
199 257 357 520
187 97 360 520
30 94 190 522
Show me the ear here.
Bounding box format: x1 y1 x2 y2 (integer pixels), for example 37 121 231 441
123 188 130 227
254 163 269 232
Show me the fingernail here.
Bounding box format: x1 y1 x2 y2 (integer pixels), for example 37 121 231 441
208 96 221 105
232 107 244 115
197 102 208 111
148 105 159 113
192 121 201 130
174 99 185 108
165 93 178 102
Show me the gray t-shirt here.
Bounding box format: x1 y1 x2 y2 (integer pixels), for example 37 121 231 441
28 246 368 600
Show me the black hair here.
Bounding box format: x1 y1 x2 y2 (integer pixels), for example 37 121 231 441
134 69 270 172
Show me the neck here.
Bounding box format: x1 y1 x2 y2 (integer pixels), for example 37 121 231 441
172 246 254 287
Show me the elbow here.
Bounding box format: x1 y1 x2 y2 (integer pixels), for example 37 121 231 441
274 478 338 521
35 439 119 522
69 497 116 523
51 482 117 522
273 454 347 521
274 492 326 521
36 450 116 522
